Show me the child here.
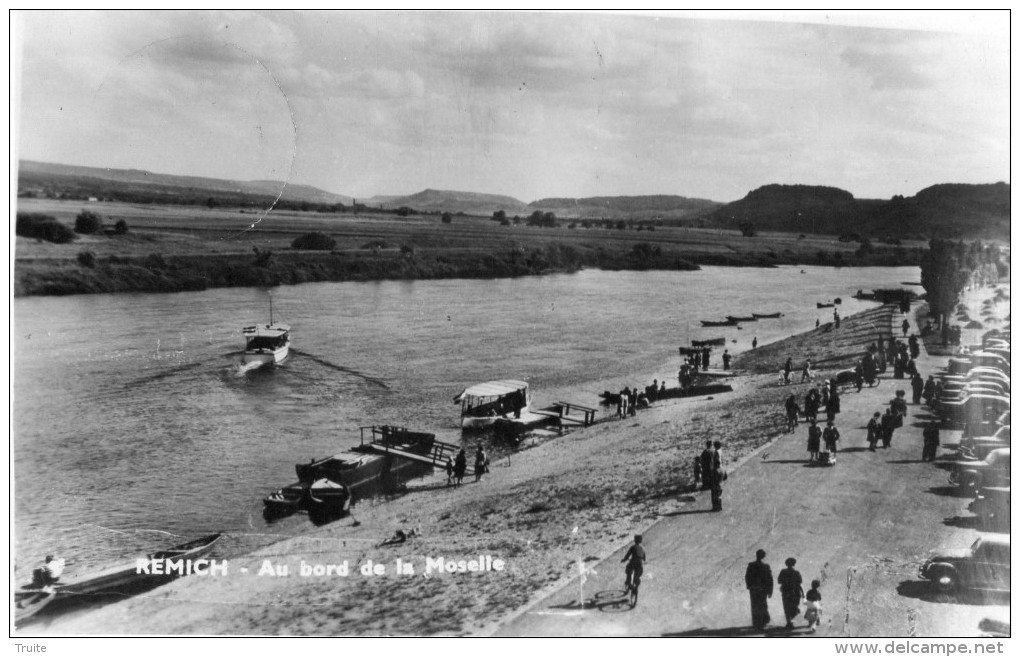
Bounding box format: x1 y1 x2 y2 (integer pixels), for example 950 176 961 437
445 458 454 487
804 579 823 633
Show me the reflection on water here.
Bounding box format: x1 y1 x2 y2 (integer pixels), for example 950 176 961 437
13 265 918 577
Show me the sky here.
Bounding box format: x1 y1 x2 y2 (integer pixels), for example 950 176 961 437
11 10 1011 203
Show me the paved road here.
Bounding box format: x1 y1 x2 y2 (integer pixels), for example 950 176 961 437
495 305 1007 637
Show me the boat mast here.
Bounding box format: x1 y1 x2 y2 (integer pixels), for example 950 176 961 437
269 294 274 325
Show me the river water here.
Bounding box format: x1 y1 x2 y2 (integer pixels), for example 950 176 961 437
12 265 919 577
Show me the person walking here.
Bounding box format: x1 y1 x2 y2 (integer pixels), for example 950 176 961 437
778 558 804 630
784 394 800 433
880 408 897 448
910 372 924 404
804 580 823 633
807 419 822 462
922 375 936 408
745 549 774 631
801 359 813 382
822 421 840 454
474 445 488 482
890 390 908 424
445 458 454 486
825 387 840 422
722 350 731 370
700 440 715 491
902 318 910 337
453 448 467 487
783 357 793 385
804 387 820 422
752 337 758 349
922 420 941 462
866 412 882 451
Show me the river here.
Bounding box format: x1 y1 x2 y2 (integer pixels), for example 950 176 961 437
12 265 919 577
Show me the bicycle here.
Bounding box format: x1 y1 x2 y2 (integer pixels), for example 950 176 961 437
623 562 643 607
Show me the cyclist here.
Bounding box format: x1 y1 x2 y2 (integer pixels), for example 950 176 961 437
622 534 646 600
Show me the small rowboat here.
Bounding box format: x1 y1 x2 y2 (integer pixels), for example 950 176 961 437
752 312 783 319
726 315 757 323
263 486 304 517
306 478 352 519
14 588 56 624
700 319 737 327
817 302 835 308
692 337 726 347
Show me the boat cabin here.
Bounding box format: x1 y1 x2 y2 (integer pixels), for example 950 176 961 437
243 324 290 352
454 380 530 428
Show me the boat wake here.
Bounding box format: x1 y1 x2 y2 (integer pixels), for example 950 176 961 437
127 362 205 388
290 348 390 389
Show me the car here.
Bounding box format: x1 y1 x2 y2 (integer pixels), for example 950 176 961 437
949 448 1010 495
919 536 1010 593
958 426 1010 461
967 487 1010 529
938 394 1011 429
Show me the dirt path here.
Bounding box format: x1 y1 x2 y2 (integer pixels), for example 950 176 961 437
495 300 1008 637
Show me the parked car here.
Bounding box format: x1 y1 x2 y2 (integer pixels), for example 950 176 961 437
958 426 1010 461
967 487 1010 529
919 536 1010 593
938 394 1011 429
949 448 1010 496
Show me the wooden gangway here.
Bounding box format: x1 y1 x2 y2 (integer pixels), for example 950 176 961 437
356 425 473 475
531 401 599 428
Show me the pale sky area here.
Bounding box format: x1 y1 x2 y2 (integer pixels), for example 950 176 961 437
12 10 1011 203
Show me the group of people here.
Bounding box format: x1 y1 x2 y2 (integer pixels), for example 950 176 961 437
694 440 725 511
745 549 823 633
616 384 656 417
444 445 490 487
783 378 842 434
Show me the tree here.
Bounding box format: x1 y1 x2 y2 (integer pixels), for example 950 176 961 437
16 213 76 243
920 239 971 326
77 250 97 268
492 210 506 222
441 212 453 224
113 219 129 235
738 221 757 237
75 210 103 234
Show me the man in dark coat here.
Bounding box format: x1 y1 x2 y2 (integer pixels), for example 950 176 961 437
880 408 897 448
745 549 774 630
910 372 924 404
710 441 724 511
922 420 941 462
700 440 715 491
867 412 882 451
702 347 711 370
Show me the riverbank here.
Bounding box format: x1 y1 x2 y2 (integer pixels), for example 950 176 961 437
25 300 907 636
14 199 923 296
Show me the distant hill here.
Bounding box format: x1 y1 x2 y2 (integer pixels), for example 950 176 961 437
528 195 721 220
17 161 353 207
368 189 531 215
706 183 1010 239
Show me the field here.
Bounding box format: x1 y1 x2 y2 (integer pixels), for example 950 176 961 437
14 199 925 296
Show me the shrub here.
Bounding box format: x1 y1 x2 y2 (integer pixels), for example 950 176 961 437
738 221 757 237
400 244 415 256
291 232 337 250
74 210 103 234
15 213 76 243
113 219 129 235
77 250 96 268
441 212 452 224
360 240 391 250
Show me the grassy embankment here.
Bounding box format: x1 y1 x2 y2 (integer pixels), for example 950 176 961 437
14 198 924 297
43 305 897 636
